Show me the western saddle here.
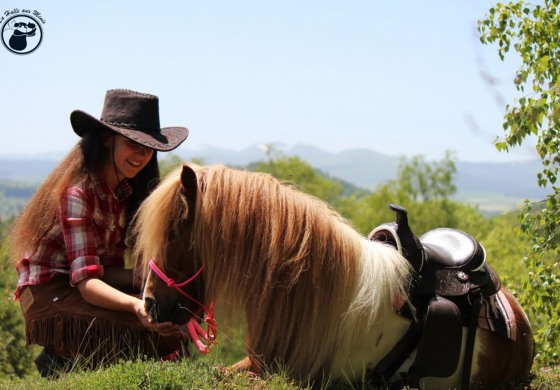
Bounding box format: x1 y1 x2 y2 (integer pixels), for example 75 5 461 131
368 204 501 390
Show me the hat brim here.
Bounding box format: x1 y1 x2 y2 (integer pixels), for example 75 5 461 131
70 110 189 152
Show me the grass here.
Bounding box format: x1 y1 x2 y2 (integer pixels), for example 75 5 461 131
1 358 558 389
0 319 304 390
0 358 302 390
0 281 557 389
455 192 528 216
531 366 560 389
0 304 558 389
0 330 558 390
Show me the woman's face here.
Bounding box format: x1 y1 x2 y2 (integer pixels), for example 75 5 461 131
104 134 154 187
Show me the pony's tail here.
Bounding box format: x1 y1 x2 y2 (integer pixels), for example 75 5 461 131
347 239 412 325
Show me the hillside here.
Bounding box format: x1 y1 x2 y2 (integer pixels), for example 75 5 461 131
185 144 548 212
0 144 548 216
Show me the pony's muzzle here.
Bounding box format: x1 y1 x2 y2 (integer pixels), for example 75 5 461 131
144 296 159 321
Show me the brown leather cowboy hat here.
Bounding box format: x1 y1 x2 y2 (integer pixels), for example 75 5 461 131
70 89 189 152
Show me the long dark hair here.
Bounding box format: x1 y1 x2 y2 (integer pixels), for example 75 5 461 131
10 128 160 262
126 150 160 228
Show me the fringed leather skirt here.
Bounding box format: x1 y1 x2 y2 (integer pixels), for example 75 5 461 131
18 275 183 365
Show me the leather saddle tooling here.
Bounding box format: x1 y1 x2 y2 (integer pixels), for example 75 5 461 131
368 204 501 389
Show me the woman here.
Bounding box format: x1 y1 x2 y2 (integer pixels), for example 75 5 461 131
10 89 190 377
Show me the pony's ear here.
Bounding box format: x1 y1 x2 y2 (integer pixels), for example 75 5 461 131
180 164 198 204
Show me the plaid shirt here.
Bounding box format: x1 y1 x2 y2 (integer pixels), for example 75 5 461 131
15 173 133 298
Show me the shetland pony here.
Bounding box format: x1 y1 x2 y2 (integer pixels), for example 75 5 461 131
134 163 533 389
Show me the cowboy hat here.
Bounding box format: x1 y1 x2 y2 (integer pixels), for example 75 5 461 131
70 89 189 152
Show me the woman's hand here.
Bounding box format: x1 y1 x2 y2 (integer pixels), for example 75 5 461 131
133 299 183 338
77 277 183 338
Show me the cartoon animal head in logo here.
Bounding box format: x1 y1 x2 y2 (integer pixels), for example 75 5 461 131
1 15 43 55
7 20 36 51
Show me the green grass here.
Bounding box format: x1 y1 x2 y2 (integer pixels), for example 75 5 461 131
0 358 303 390
0 315 558 389
0 329 558 390
456 192 528 216
0 358 557 390
0 319 306 390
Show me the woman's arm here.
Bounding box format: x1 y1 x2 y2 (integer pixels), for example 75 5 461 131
60 184 181 337
77 277 182 337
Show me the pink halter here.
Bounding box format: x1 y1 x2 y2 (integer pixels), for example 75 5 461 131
148 259 217 354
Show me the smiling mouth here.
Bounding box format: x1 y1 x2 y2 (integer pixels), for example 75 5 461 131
127 159 142 167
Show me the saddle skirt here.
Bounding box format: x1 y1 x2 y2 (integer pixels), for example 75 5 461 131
480 290 517 341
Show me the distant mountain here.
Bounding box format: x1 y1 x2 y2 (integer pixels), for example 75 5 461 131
184 143 546 190
181 144 549 213
185 144 401 187
455 160 545 199
0 158 59 183
0 144 549 213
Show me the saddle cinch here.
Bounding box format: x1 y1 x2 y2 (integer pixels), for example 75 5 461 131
368 204 501 390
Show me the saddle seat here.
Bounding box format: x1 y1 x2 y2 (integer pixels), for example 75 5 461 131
420 228 486 272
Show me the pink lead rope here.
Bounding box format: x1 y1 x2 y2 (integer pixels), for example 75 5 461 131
148 259 217 354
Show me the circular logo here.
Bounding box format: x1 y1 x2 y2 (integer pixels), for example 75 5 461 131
1 14 43 55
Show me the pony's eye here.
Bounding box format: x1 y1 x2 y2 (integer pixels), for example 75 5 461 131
167 225 181 243
166 227 176 242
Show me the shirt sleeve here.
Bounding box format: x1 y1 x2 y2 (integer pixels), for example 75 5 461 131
60 186 104 286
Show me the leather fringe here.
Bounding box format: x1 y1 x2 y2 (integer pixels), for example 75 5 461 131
26 313 162 365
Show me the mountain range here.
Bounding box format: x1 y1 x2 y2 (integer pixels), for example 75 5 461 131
0 144 549 214
181 144 549 212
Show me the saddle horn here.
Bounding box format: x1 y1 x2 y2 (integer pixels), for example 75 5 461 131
388 204 425 272
368 204 425 273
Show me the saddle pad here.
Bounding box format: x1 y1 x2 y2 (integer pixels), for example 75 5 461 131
478 290 517 341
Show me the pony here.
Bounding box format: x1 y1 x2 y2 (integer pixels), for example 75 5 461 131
133 163 533 389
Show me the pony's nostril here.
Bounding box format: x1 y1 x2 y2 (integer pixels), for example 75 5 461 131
144 297 158 318
144 296 154 310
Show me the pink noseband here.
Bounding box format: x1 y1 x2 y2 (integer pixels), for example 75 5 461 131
148 259 217 354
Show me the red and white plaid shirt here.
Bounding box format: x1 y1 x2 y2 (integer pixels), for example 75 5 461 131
15 173 133 298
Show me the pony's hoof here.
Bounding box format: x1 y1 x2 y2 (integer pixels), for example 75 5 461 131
230 356 253 371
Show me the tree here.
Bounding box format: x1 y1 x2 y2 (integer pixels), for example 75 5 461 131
0 220 36 377
254 145 345 206
481 212 530 290
158 153 183 179
397 151 457 202
479 0 560 365
159 154 208 179
347 151 485 237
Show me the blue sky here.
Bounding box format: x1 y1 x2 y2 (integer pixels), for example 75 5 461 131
0 1 537 162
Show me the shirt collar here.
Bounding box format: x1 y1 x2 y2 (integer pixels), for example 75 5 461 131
89 172 133 201
115 179 133 201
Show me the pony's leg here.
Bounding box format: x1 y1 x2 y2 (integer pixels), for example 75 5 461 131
229 336 264 375
471 287 534 387
231 356 252 371
230 355 264 375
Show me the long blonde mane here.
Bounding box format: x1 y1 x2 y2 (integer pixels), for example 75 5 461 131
134 163 411 380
